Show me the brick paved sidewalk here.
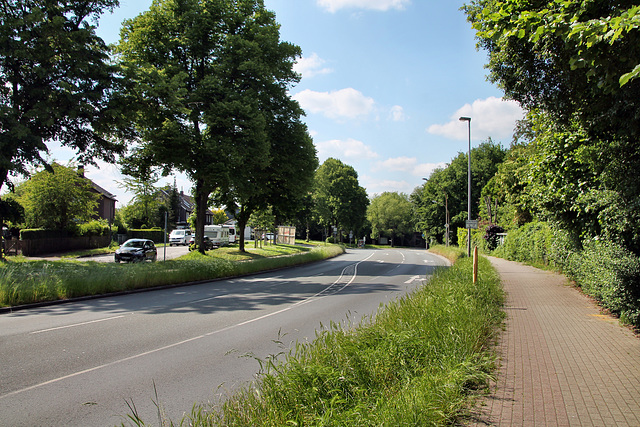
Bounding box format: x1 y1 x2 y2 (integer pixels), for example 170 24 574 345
469 257 640 426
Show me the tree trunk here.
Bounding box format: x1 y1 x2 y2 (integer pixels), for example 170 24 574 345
194 179 210 255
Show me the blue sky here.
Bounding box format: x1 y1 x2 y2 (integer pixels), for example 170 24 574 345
54 0 523 205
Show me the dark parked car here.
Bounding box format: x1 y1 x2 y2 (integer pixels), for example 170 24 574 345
115 239 157 263
188 235 215 251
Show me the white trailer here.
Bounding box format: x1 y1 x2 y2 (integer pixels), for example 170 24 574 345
203 225 230 247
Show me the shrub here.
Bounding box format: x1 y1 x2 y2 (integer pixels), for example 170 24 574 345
565 239 640 326
75 220 110 237
484 225 504 251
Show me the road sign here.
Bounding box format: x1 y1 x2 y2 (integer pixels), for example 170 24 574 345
466 220 479 229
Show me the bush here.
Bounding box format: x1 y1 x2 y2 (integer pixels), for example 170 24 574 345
484 225 504 251
75 220 110 237
565 239 640 326
493 221 575 268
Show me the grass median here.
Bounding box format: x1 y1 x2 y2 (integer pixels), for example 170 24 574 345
141 254 505 426
0 244 344 308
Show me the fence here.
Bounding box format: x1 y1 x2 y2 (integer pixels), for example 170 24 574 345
20 235 112 257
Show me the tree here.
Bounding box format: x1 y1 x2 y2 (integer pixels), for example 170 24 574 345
13 163 99 231
465 1 640 254
313 158 369 241
414 141 506 244
118 150 161 228
216 98 318 252
210 208 229 226
0 0 130 258
117 0 301 253
367 192 413 246
464 0 640 142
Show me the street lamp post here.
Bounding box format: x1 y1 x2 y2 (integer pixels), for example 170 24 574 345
459 116 471 257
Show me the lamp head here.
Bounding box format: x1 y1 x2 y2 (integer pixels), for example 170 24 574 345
459 116 471 122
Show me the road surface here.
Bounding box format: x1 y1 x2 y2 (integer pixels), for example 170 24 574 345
0 248 447 426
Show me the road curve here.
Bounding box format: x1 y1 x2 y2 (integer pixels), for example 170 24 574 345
0 248 448 426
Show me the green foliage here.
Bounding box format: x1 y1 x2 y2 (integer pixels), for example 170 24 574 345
415 141 507 245
0 244 344 307
495 221 640 327
465 1 640 257
210 209 229 226
13 163 100 231
484 225 505 251
204 257 504 426
367 192 413 245
116 0 303 254
0 0 128 195
314 158 369 239
493 221 576 269
76 220 110 237
465 0 640 141
565 239 640 326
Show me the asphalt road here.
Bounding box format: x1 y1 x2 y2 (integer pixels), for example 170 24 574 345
0 248 448 426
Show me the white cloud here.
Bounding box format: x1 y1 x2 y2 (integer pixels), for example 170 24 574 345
376 156 446 178
317 0 411 13
315 138 379 161
389 105 405 122
427 97 524 142
293 53 333 79
293 88 375 120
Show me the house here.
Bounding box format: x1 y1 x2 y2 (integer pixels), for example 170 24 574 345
90 181 117 224
78 166 117 224
158 187 214 226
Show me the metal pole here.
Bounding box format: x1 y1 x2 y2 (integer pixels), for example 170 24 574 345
459 116 472 257
467 119 471 258
164 211 167 261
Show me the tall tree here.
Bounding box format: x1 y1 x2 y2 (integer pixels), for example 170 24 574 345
465 0 640 254
0 0 129 257
414 141 506 244
116 0 301 253
118 150 161 228
367 192 413 246
313 158 369 241
216 98 318 252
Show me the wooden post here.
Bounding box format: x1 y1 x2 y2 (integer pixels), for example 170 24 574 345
473 246 478 283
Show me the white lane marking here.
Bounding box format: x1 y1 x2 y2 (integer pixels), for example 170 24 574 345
404 275 421 284
30 315 127 335
2 252 377 400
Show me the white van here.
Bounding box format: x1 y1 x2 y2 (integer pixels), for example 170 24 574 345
169 229 192 246
203 225 230 247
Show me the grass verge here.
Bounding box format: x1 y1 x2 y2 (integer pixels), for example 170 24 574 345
152 255 506 426
0 244 344 308
428 244 466 264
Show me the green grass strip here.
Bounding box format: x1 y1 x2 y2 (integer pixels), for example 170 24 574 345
0 244 344 308
176 256 505 426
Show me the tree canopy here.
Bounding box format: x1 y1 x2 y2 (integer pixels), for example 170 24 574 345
0 0 129 192
313 158 369 240
367 192 413 246
116 0 302 252
465 0 640 254
12 163 99 231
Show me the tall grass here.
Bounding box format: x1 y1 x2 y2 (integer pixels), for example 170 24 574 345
0 244 344 308
172 256 505 426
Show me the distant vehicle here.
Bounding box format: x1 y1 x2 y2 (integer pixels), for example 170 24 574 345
203 225 230 247
115 239 157 263
169 229 192 246
188 235 215 251
227 224 236 244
